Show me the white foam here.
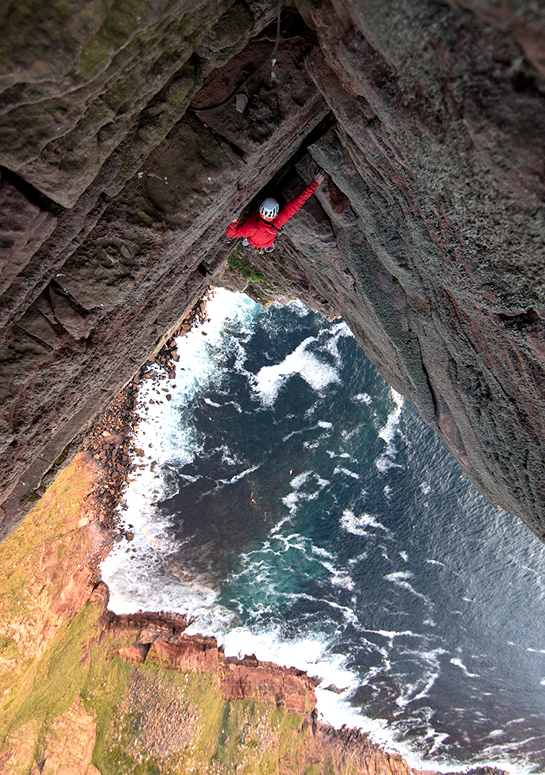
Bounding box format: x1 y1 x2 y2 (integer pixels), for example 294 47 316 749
322 560 355 590
253 336 341 407
327 450 356 461
334 465 360 479
218 445 239 466
179 473 201 483
386 570 413 581
450 658 480 679
217 465 260 486
311 544 336 560
396 648 448 709
384 571 432 606
101 288 260 614
222 626 348 681
287 299 311 317
290 471 312 489
281 471 329 516
354 392 372 404
282 428 303 441
376 388 404 472
340 424 364 441
100 529 233 625
348 552 368 566
323 321 353 364
341 509 389 537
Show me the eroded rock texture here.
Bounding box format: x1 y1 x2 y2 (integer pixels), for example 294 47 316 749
1 0 545 541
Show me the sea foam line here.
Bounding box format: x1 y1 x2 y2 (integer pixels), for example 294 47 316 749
253 335 341 407
101 289 259 616
376 387 404 472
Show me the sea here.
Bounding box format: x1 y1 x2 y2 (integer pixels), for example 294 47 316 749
101 287 545 774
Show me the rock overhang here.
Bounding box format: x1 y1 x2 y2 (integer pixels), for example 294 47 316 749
1 0 545 542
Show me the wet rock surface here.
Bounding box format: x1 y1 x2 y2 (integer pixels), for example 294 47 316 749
1 0 545 546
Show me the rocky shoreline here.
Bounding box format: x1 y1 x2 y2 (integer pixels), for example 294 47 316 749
74 291 508 775
83 290 214 532
95 580 507 775
0 293 509 774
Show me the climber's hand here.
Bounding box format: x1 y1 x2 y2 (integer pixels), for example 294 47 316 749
314 170 326 184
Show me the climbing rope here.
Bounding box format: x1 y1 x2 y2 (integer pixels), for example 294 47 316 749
190 0 282 114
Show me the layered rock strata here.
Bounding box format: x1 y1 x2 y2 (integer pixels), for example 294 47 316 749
100 586 318 714
1 0 545 542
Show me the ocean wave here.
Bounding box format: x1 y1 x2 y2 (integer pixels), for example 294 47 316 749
353 392 372 404
321 561 355 591
450 657 481 679
376 388 404 472
322 320 353 364
384 571 433 606
253 336 341 407
394 648 449 708
281 471 329 515
216 464 261 486
340 509 389 537
101 530 226 622
334 465 360 479
318 420 333 428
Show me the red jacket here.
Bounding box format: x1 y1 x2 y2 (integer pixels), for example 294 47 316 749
226 180 319 248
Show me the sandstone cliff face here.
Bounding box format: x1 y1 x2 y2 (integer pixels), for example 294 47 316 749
1 0 545 541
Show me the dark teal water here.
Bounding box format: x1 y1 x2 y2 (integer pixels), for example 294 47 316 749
103 289 545 773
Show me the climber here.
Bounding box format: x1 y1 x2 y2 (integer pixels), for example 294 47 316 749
226 170 326 253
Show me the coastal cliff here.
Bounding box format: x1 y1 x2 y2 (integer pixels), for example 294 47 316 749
1 0 545 541
1 3 544 769
0 451 507 774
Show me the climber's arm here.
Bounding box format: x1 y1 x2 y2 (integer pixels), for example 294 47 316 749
226 215 258 239
274 173 324 228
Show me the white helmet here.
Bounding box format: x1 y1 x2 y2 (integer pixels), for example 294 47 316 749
259 197 279 219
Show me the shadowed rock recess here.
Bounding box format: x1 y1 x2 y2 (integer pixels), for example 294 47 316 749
1 0 545 541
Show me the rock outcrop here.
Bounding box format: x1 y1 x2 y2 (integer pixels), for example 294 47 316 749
1 0 545 542
110 616 318 713
97 582 318 714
